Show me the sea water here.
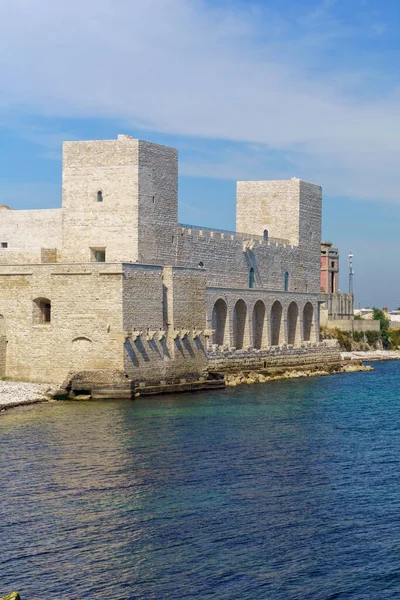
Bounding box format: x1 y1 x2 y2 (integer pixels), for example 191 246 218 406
1 362 400 599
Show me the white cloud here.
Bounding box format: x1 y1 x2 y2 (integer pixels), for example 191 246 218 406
0 0 399 200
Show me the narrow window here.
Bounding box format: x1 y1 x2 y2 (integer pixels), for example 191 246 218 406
263 229 269 241
284 272 289 291
198 261 204 268
172 235 175 243
249 267 255 288
97 191 103 202
152 195 155 203
1 242 7 248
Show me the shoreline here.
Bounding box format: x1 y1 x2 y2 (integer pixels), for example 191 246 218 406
341 350 400 362
0 381 51 412
4 350 400 409
225 361 373 387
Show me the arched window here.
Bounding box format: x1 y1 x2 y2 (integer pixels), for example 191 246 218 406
97 191 103 202
33 298 51 324
263 229 269 241
284 272 289 291
249 267 255 288
198 261 204 268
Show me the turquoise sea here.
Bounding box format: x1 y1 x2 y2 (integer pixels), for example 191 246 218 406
2 361 400 599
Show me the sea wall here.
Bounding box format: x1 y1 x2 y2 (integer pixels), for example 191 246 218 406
207 341 340 373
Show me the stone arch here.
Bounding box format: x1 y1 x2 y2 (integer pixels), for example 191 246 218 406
270 301 283 346
71 337 93 370
33 297 51 324
233 299 247 350
212 299 228 346
252 300 266 349
287 301 299 346
303 302 314 342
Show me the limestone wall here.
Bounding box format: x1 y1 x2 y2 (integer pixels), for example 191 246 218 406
61 137 140 263
175 229 320 293
122 265 208 384
0 335 6 378
0 207 62 260
0 263 124 383
207 341 340 372
324 319 380 333
206 287 321 349
236 179 321 248
137 140 178 264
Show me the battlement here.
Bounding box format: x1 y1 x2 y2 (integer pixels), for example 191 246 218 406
178 224 290 247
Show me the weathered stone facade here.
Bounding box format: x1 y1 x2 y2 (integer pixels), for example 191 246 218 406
0 135 331 388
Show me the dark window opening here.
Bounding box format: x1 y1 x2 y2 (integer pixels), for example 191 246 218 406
263 229 269 241
198 261 204 268
284 272 289 291
94 250 106 262
249 267 255 288
97 191 103 202
331 261 335 268
1 242 8 248
33 298 51 324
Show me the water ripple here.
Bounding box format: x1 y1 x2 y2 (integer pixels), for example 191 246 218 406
1 362 400 599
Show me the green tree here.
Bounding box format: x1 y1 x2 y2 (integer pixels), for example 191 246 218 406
373 308 390 349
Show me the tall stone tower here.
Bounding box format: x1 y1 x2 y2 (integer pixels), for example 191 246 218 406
61 135 178 263
236 178 322 249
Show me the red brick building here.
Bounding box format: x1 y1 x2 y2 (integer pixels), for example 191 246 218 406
320 241 339 293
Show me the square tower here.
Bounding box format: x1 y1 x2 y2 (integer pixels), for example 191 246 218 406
61 135 178 263
236 178 322 249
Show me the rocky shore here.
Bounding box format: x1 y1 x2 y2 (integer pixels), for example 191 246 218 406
0 356 379 409
225 362 374 387
0 381 51 411
341 350 400 361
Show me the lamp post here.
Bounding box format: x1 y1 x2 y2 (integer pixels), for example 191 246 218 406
348 251 354 295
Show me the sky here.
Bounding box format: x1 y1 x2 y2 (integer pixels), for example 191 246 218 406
1 0 400 307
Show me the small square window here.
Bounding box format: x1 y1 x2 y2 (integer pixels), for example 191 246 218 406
1 242 8 248
91 248 106 262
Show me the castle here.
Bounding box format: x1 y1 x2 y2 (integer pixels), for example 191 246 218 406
0 134 335 391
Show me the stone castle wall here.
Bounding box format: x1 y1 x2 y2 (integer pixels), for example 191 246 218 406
61 137 140 263
122 265 208 383
0 263 124 383
175 229 320 293
137 140 178 265
0 262 208 385
236 179 322 248
206 287 320 348
207 341 340 373
0 207 62 263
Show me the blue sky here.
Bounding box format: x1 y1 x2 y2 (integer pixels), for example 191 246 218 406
1 0 400 307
